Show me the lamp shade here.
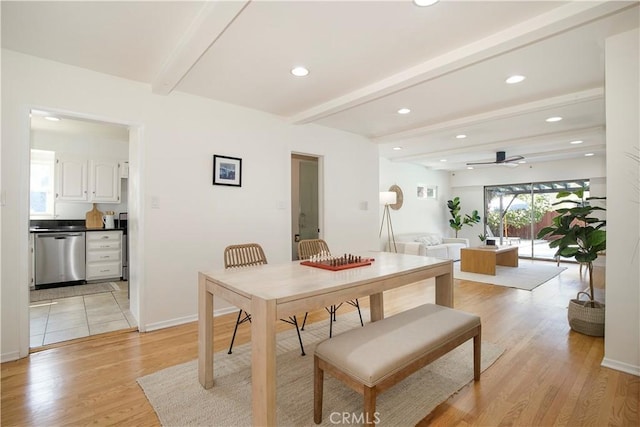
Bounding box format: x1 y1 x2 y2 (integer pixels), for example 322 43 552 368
379 191 397 206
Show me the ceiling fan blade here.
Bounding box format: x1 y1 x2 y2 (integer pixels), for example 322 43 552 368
466 160 497 165
503 155 524 163
465 152 524 166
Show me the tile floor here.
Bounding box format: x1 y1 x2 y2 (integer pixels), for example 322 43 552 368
30 281 136 347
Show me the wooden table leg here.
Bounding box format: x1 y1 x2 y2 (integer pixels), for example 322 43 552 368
251 296 277 426
198 272 214 389
369 292 384 321
496 247 519 267
435 265 454 308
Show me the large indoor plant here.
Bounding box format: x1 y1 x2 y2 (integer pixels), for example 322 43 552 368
447 196 480 238
537 189 606 336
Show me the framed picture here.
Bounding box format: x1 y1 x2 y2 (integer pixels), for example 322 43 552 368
426 186 437 199
417 185 437 199
213 155 242 187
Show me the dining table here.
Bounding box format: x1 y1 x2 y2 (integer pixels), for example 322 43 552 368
198 251 453 426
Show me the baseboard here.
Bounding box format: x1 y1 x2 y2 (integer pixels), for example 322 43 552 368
1 350 21 363
601 357 640 377
142 306 241 332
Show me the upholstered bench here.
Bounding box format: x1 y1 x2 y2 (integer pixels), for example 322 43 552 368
313 303 481 425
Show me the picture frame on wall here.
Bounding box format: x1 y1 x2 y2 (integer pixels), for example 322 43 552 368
417 185 437 199
213 155 242 187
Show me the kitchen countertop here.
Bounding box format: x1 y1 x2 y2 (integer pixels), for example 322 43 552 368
30 226 125 233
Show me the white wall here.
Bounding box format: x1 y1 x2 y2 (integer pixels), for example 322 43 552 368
378 158 451 245
603 29 640 376
1 49 379 361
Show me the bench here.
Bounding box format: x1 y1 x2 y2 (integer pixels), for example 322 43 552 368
313 303 481 425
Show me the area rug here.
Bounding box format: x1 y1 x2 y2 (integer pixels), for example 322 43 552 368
454 262 567 291
137 310 503 426
30 282 119 302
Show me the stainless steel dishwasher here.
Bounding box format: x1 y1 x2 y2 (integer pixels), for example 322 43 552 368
34 232 86 287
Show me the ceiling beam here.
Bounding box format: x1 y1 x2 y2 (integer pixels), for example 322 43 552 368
388 125 605 163
373 87 604 143
289 1 631 125
152 1 250 95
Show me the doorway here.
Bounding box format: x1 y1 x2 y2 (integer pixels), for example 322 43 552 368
483 179 591 260
291 154 321 260
28 111 136 348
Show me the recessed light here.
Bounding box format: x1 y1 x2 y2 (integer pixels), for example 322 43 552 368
546 116 563 122
397 108 411 115
518 160 526 164
505 75 526 84
467 166 474 170
44 116 61 122
413 0 439 6
440 159 447 162
570 140 583 145
455 134 467 139
585 153 595 157
290 66 309 77
392 146 402 151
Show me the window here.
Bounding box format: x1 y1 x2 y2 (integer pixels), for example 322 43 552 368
30 149 55 217
484 179 590 260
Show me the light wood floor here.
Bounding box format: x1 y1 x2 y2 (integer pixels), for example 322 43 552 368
2 260 638 426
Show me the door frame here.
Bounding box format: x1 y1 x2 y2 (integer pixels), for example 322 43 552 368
19 106 144 356
291 152 323 260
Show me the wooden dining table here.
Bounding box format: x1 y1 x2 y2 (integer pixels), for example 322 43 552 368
198 251 453 426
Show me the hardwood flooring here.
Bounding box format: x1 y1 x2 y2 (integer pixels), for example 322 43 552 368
2 260 638 426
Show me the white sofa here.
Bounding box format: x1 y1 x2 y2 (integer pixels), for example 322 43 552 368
392 232 469 260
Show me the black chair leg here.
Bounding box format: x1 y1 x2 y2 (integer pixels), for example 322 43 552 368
291 315 306 356
301 312 309 330
328 305 339 338
354 299 364 327
228 309 243 354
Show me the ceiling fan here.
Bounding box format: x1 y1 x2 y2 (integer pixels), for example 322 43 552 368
466 151 524 167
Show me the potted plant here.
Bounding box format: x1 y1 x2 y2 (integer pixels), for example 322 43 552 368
447 196 480 238
537 189 606 336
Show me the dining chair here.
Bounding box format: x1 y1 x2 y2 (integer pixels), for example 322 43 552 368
297 239 364 337
224 243 306 355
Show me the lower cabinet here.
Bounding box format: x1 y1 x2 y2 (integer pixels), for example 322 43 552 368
86 230 122 281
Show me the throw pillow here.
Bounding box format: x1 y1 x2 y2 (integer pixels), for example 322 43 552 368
426 233 443 245
415 234 443 246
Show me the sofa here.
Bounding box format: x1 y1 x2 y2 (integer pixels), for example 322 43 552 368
391 232 469 261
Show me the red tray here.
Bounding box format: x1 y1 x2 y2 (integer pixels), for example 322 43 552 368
300 258 374 271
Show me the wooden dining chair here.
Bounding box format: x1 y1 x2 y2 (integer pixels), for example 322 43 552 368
297 239 364 337
224 243 306 355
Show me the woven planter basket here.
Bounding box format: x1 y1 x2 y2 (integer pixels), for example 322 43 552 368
568 292 605 336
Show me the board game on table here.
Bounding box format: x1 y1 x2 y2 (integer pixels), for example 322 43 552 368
300 254 374 271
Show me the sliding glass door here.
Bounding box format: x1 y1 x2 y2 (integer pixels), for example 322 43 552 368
484 179 590 260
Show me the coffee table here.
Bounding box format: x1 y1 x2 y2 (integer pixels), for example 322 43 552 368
460 246 519 275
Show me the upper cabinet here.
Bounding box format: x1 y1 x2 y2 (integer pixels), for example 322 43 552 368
56 155 121 203
56 156 88 201
91 160 120 202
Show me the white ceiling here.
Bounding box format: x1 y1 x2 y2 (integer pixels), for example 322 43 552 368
3 1 638 170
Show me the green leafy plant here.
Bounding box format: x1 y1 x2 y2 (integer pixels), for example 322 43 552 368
447 197 480 238
537 189 606 303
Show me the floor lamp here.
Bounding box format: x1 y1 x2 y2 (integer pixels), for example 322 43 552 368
379 191 397 253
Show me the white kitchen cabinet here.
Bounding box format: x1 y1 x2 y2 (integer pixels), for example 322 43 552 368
90 160 120 202
56 156 121 203
120 160 129 179
86 230 122 281
56 156 88 201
